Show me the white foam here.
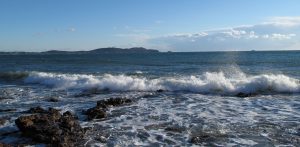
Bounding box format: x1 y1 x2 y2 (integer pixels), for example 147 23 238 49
134 71 143 74
23 71 300 95
231 138 258 146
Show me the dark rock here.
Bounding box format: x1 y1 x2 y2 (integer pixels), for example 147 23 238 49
48 108 63 120
156 89 164 92
25 106 48 114
165 125 186 133
0 118 6 126
47 97 59 102
0 108 17 112
94 136 107 143
191 134 215 143
0 96 14 101
63 111 79 119
235 92 257 97
84 98 132 121
15 108 84 146
85 107 107 120
190 132 227 144
0 143 13 147
96 97 132 108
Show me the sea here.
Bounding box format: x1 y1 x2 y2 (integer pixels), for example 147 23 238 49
0 51 300 146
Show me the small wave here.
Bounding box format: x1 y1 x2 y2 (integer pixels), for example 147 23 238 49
134 71 143 74
0 72 29 81
23 71 300 95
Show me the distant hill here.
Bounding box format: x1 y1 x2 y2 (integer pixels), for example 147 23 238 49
43 47 159 54
90 47 159 53
0 47 159 55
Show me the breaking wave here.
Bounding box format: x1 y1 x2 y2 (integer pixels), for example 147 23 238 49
20 71 300 95
0 72 29 81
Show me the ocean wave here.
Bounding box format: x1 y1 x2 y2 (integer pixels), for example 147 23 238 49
21 71 300 95
0 72 29 81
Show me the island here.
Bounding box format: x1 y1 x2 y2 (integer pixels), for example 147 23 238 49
43 47 159 54
0 47 160 55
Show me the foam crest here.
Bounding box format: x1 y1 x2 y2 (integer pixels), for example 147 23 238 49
24 72 100 89
23 71 300 95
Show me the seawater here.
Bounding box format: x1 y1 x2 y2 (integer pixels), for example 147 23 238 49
0 51 300 146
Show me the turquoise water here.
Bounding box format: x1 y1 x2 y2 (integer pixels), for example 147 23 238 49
0 51 300 146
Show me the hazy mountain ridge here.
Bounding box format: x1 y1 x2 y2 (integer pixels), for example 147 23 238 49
0 47 159 54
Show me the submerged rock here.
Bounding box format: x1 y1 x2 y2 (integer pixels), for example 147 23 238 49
15 108 84 146
235 92 257 98
190 134 215 143
165 125 186 133
75 88 110 97
0 118 6 126
156 89 164 93
47 97 59 102
96 97 132 107
0 108 17 112
190 132 228 145
84 97 132 120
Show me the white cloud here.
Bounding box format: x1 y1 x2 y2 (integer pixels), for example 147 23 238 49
146 16 300 51
223 29 247 39
264 16 300 27
269 33 296 40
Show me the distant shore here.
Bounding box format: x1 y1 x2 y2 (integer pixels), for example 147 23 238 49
0 47 159 54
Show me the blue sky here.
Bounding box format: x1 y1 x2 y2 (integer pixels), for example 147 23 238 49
0 0 300 52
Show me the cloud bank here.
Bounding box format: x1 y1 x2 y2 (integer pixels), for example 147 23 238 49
146 17 300 51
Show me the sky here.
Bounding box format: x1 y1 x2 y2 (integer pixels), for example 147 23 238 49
0 0 300 52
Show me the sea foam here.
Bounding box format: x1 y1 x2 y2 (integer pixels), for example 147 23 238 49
23 71 300 95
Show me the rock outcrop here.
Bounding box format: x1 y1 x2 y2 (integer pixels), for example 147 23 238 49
84 97 132 120
15 107 84 146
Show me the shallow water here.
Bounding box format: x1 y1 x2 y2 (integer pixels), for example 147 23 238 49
0 51 300 146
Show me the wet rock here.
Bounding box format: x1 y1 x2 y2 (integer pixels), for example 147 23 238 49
0 96 14 100
47 97 59 102
94 136 107 143
96 97 132 107
165 125 186 133
0 143 13 147
25 106 48 114
84 97 132 121
235 92 257 98
0 118 6 126
190 132 227 144
156 89 164 92
190 134 215 143
15 108 84 146
0 108 17 112
63 111 79 119
85 107 107 120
